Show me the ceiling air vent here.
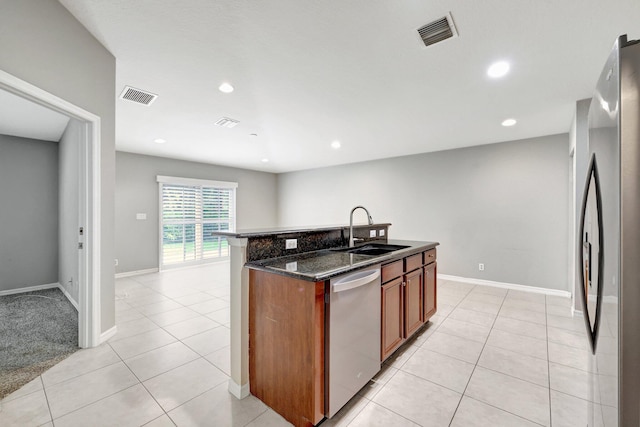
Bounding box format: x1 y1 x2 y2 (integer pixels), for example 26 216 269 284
119 86 158 106
214 117 240 128
417 12 458 47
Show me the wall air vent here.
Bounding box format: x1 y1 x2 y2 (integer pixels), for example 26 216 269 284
119 86 158 106
417 12 458 47
214 117 240 128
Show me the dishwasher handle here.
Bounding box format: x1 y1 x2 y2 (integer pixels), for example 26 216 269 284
332 268 380 293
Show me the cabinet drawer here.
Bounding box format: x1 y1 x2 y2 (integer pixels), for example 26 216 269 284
423 249 437 265
405 254 422 272
381 260 403 283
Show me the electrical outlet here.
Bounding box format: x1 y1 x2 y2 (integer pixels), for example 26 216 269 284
136 213 147 220
379 229 385 237
114 259 119 266
479 263 485 271
369 229 377 238
286 261 298 272
286 239 297 249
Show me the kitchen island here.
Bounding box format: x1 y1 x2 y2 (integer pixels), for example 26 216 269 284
214 224 438 427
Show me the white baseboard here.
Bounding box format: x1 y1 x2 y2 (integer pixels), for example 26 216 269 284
115 268 159 279
438 274 572 298
0 281 79 311
57 284 79 311
228 379 250 400
0 282 60 296
99 325 118 343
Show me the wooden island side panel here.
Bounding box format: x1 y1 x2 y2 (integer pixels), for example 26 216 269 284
249 269 325 427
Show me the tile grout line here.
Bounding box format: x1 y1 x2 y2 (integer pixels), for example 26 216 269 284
345 400 418 427
111 279 230 357
448 286 555 426
110 340 176 425
48 382 141 423
38 375 54 426
107 315 233 425
116 273 233 424
448 284 507 426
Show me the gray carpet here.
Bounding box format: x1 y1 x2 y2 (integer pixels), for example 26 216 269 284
0 288 79 399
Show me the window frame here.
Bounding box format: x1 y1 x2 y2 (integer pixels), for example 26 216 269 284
157 175 237 270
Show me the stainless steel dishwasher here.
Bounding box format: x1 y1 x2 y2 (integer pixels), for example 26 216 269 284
326 265 381 418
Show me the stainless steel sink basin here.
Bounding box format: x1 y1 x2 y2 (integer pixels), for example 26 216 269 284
333 243 410 256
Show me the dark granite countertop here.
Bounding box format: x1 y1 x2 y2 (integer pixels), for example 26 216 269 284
211 223 392 238
246 239 438 281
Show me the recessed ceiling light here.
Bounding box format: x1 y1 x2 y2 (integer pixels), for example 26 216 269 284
501 118 517 127
261 158 269 163
154 138 166 144
487 61 510 78
331 140 341 149
218 82 234 93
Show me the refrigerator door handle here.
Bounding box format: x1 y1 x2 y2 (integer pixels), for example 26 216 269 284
578 153 605 354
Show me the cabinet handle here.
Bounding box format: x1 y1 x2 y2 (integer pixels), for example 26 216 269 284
402 281 406 287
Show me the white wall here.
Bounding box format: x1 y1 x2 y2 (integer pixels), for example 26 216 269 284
58 119 83 304
115 152 278 274
0 134 58 292
0 0 116 332
278 134 570 291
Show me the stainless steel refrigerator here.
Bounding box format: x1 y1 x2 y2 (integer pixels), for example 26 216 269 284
578 34 640 426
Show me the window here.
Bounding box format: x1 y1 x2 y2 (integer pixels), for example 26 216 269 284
157 175 237 268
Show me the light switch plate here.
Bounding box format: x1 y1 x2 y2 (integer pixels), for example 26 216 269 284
369 230 377 237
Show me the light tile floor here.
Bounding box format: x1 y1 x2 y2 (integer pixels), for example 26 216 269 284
0 267 616 426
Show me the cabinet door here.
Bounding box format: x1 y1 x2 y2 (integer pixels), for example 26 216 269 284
424 262 437 320
381 277 404 360
404 268 424 338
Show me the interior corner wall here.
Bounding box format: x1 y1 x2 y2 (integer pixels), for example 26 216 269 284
0 134 59 292
59 119 83 304
0 0 117 333
115 152 278 274
277 134 570 291
572 98 592 310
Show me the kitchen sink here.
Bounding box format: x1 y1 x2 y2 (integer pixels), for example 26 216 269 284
333 243 410 256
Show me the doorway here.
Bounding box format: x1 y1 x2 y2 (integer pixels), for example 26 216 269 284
0 69 101 348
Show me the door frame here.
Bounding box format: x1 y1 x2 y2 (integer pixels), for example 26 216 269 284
0 69 102 348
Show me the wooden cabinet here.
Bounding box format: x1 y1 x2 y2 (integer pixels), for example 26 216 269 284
381 277 404 358
404 268 423 337
249 269 325 427
381 248 437 361
424 259 437 320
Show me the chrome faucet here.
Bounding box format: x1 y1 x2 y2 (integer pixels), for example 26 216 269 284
349 206 374 247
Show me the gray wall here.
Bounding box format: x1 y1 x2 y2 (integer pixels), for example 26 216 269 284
58 119 82 303
0 0 117 332
278 134 570 291
115 152 278 274
572 99 591 309
0 135 58 292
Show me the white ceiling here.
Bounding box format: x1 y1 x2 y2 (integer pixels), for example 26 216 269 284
58 0 640 173
0 89 70 142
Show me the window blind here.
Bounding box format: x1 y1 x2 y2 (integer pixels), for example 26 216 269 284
158 177 236 267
